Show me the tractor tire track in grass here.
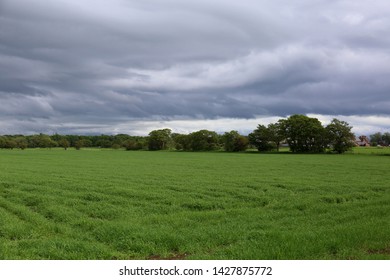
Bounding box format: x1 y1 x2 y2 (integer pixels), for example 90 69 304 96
0 185 128 259
0 191 127 259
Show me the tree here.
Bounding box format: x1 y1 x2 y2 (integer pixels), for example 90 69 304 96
370 132 390 146
369 132 382 146
222 131 248 152
248 125 275 152
188 130 220 151
148 128 172 150
171 133 191 151
279 114 326 153
96 135 113 148
325 119 355 153
382 132 390 146
51 133 62 142
74 140 84 150
3 138 17 149
0 137 5 149
15 137 28 150
81 138 92 147
30 134 57 148
114 134 131 145
123 139 143 150
58 139 70 150
267 122 284 152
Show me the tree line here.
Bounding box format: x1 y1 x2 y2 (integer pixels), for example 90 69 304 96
0 114 387 153
368 132 390 147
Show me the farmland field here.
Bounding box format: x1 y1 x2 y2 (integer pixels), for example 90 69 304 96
0 148 389 259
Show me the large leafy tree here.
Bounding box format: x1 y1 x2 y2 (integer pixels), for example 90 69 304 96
267 122 284 152
29 134 57 148
0 137 17 149
249 122 284 152
58 138 70 150
369 132 382 146
370 132 390 146
325 118 355 153
188 130 219 151
222 130 248 152
95 135 113 148
248 125 275 152
123 137 145 150
148 128 172 150
14 137 28 150
279 114 326 153
382 133 390 146
171 133 191 151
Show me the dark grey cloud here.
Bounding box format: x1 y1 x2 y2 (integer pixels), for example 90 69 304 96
1 0 390 135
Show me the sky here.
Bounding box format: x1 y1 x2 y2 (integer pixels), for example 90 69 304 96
1 0 390 136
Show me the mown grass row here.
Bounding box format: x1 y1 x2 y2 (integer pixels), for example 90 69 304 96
0 149 389 259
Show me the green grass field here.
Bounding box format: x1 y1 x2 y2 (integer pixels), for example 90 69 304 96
0 148 389 259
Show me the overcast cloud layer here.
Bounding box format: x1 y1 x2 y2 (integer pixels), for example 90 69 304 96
1 0 390 135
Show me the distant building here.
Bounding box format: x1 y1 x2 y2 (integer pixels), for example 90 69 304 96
355 135 370 147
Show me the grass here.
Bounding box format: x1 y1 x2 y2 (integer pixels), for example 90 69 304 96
350 146 390 155
0 148 389 259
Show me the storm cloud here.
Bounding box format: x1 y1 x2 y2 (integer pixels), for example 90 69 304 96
1 0 390 135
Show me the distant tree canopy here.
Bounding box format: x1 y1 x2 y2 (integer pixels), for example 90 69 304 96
148 128 172 151
249 115 326 153
0 134 148 151
325 119 355 154
187 130 220 151
248 115 357 153
58 138 70 150
248 125 275 152
370 132 390 146
0 115 378 154
279 115 327 153
222 131 248 152
171 133 191 151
